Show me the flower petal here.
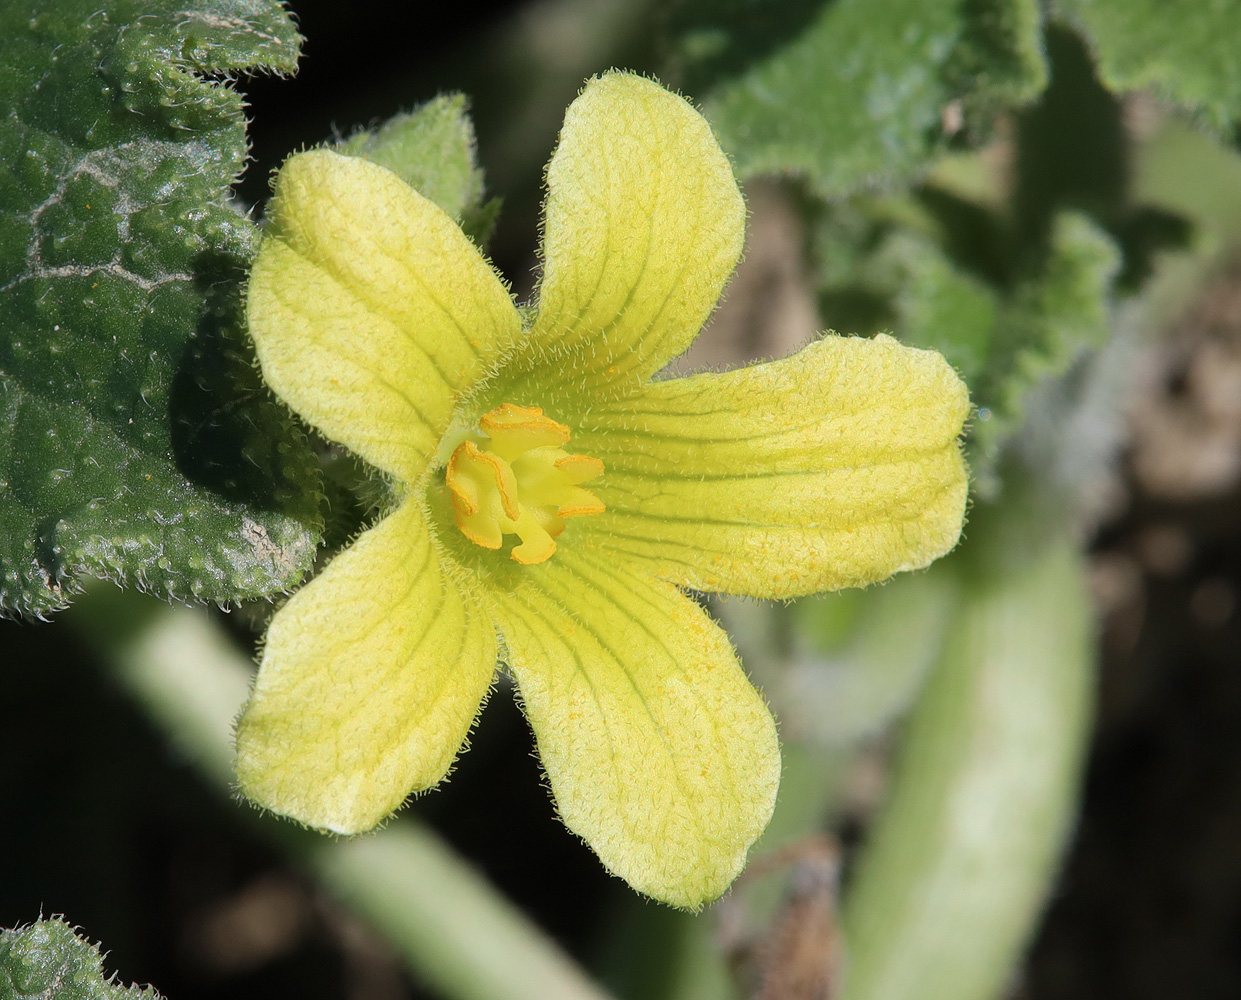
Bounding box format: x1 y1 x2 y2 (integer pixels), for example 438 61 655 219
248 149 521 481
487 550 780 908
235 501 497 834
520 72 745 390
574 334 970 598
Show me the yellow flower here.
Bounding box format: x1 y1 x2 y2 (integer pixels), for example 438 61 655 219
235 72 969 908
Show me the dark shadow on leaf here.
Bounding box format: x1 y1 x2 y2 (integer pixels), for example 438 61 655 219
916 185 1013 290
1015 25 1196 293
660 0 835 96
1014 26 1126 256
1113 206 1193 291
169 270 316 517
818 289 897 339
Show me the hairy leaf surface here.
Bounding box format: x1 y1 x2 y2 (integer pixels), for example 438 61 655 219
663 0 1047 196
1055 0 1241 133
0 918 161 1000
815 206 1119 481
0 0 320 615
336 94 499 243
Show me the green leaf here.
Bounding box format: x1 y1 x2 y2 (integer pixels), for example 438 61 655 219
947 0 1049 112
820 206 1119 480
1011 26 1129 250
894 212 1120 479
0 0 321 615
0 918 161 999
336 94 498 242
1054 0 1241 134
972 211 1120 470
879 230 1000 384
663 0 1047 196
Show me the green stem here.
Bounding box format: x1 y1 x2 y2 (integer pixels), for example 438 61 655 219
69 588 614 1000
839 494 1095 1000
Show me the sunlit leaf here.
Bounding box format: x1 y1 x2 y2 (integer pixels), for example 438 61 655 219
336 94 500 245
664 0 1047 196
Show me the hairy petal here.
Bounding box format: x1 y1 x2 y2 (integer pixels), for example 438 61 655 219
248 150 521 481
236 501 497 833
515 72 745 396
575 334 970 598
488 550 780 908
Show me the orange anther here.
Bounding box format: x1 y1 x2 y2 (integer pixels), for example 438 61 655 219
446 403 604 563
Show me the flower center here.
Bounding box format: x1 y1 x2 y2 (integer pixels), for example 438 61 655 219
444 403 605 565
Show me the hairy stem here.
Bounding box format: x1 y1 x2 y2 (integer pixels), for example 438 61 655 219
70 588 613 1000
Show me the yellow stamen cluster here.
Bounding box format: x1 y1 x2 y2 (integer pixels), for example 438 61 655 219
445 403 605 564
